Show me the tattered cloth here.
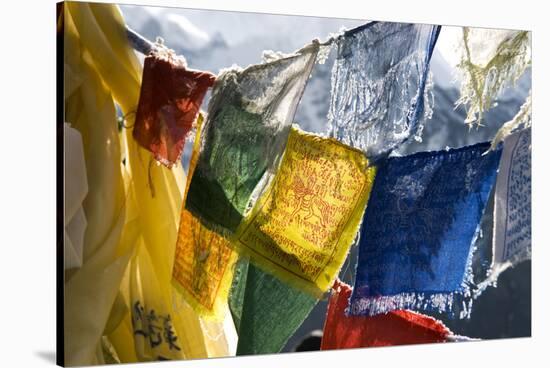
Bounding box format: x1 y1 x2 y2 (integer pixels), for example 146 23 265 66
133 50 215 167
327 22 440 161
455 28 531 126
185 42 319 234
321 280 450 349
349 142 502 317
233 125 376 296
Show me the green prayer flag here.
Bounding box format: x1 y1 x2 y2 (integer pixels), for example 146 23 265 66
229 258 319 355
185 42 320 234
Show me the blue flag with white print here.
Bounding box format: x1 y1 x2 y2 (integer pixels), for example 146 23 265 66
349 142 502 317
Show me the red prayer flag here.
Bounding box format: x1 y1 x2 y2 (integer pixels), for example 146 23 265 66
321 280 451 350
133 51 216 168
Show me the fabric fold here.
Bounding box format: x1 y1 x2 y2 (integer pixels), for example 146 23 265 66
64 123 89 271
63 5 139 364
64 3 235 364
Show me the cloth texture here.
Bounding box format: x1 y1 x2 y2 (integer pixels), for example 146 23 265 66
456 28 531 126
350 142 502 317
63 4 141 364
327 22 440 161
481 128 531 289
233 125 376 296
63 3 235 364
172 114 237 320
321 280 450 350
64 123 88 271
185 43 319 234
133 50 215 167
228 258 318 355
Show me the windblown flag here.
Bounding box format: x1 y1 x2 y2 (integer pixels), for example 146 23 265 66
185 43 320 234
229 259 318 355
455 28 531 127
133 48 216 167
233 125 376 296
321 280 451 349
349 142 502 317
479 128 531 290
172 114 237 320
328 22 440 161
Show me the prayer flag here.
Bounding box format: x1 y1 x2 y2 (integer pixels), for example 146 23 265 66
350 142 502 316
185 43 320 234
133 49 215 167
172 114 238 320
328 22 440 161
230 259 318 355
234 125 376 296
479 128 531 289
322 280 450 350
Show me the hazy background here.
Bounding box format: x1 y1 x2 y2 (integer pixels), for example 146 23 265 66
119 4 531 351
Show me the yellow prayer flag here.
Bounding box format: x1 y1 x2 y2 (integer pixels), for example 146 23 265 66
172 115 237 320
233 125 376 296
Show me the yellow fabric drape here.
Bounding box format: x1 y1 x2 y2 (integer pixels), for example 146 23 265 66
63 2 234 365
63 5 139 365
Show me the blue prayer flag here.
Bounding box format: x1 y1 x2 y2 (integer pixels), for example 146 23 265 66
349 142 502 317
